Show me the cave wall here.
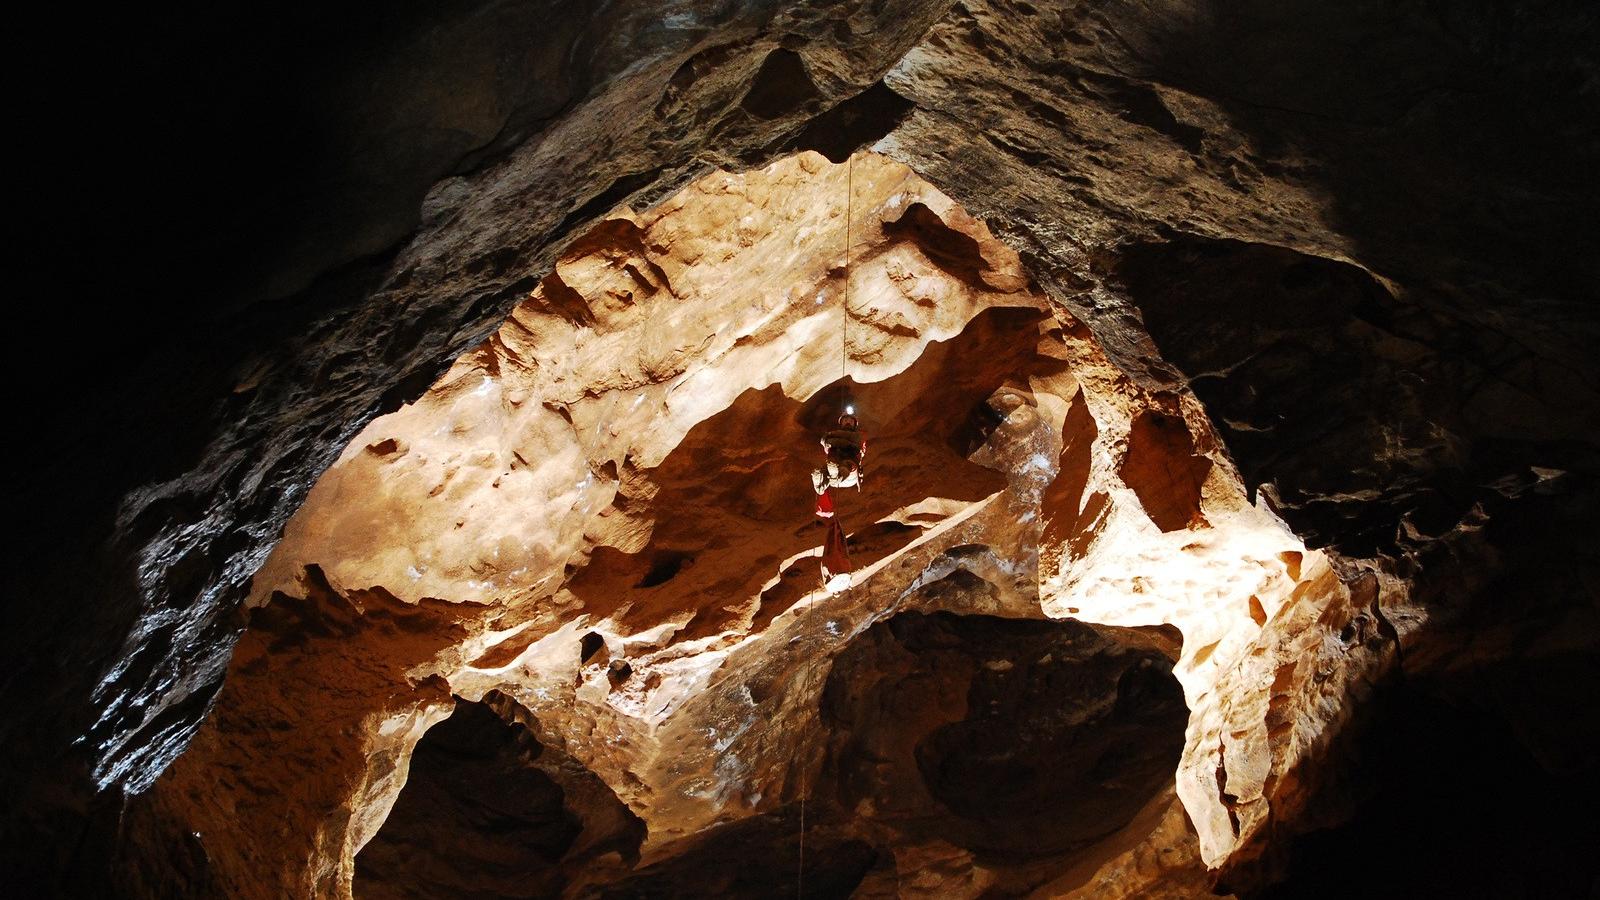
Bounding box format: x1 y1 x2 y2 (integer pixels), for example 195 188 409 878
6 1 957 886
8 0 1598 894
113 153 1341 896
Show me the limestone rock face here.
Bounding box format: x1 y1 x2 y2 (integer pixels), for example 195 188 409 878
115 153 1370 898
8 0 1598 896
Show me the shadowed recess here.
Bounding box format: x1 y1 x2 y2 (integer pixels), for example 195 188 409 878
822 609 1188 865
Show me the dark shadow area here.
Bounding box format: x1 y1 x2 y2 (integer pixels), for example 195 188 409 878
1245 683 1600 900
356 696 644 899
1110 0 1600 313
1121 409 1211 532
1040 389 1106 568
1113 233 1590 556
357 701 578 899
1120 225 1600 896
741 49 822 120
1225 466 1600 895
1116 229 1600 836
20 0 609 598
1113 236 1416 553
785 81 917 164
635 552 694 589
1102 0 1600 561
592 810 879 900
883 203 987 276
822 609 1187 865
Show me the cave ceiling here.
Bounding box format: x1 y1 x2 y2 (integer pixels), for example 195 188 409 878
6 0 1598 896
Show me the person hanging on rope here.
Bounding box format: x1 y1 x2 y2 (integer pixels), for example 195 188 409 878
814 408 864 593
811 410 866 518
816 155 861 596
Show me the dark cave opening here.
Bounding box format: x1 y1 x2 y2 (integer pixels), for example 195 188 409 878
822 608 1189 866
354 697 644 900
634 552 693 589
11 0 1599 897
354 701 578 899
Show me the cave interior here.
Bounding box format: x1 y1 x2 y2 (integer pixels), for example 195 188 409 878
5 1 1599 898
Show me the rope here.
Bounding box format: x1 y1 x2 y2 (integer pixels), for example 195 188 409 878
798 152 855 900
797 663 808 897
844 152 857 408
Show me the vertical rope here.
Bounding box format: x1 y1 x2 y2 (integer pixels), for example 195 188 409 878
798 152 856 900
796 661 807 899
842 152 852 408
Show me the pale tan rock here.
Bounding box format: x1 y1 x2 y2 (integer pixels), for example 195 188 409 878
143 152 1361 898
31 4 1596 897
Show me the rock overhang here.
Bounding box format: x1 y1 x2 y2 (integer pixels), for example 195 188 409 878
14 2 1598 895
124 151 1374 898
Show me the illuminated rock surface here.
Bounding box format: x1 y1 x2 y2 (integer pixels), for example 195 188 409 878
7 1 1598 897
135 154 1330 897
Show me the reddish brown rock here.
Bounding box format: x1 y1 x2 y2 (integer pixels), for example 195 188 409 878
115 154 1377 898
10 1 1597 896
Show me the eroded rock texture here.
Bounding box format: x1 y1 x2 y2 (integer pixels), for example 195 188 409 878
8 0 1598 896
110 155 1335 896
